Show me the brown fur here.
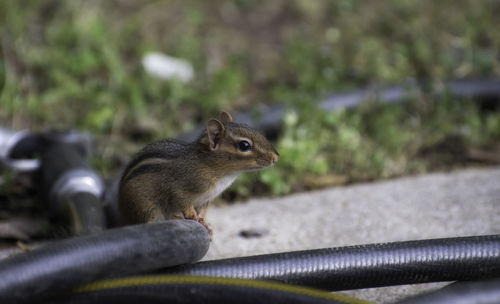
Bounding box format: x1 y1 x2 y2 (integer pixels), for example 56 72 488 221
119 112 279 237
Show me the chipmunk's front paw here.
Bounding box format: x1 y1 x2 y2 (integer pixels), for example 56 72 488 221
181 206 213 240
196 218 213 241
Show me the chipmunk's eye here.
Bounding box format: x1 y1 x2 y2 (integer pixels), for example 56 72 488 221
238 140 252 152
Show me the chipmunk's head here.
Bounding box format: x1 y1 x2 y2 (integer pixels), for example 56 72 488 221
201 112 279 172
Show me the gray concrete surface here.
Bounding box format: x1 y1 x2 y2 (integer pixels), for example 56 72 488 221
204 166 500 303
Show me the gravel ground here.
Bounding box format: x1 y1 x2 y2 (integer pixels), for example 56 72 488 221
204 166 500 303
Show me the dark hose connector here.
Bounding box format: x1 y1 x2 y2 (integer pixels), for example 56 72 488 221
164 234 500 291
0 129 91 173
41 141 106 235
0 220 210 303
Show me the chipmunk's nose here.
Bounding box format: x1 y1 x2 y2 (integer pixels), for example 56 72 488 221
271 152 279 164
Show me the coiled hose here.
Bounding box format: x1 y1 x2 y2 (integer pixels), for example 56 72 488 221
38 234 500 303
44 276 369 304
162 234 500 291
1 231 499 303
0 220 210 303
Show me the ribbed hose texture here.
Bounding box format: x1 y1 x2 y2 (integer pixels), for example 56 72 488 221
45 278 362 304
164 234 500 291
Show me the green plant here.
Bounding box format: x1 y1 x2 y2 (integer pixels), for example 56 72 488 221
2 0 500 200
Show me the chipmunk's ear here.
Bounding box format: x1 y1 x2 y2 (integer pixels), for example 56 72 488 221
207 119 225 150
220 111 233 123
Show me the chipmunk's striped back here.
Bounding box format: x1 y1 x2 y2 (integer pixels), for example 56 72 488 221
120 139 191 185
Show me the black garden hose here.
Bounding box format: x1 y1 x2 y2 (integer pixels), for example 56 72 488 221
0 229 499 303
30 234 500 303
43 276 370 304
163 234 500 291
179 79 500 142
0 220 210 303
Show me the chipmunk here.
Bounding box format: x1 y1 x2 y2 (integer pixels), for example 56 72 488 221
119 112 279 237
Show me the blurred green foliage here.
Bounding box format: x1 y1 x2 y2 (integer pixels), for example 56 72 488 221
1 0 500 199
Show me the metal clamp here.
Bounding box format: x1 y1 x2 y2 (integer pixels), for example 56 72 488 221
0 128 40 172
50 169 104 210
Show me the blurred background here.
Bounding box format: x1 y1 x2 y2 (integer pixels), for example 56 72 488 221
1 0 500 202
